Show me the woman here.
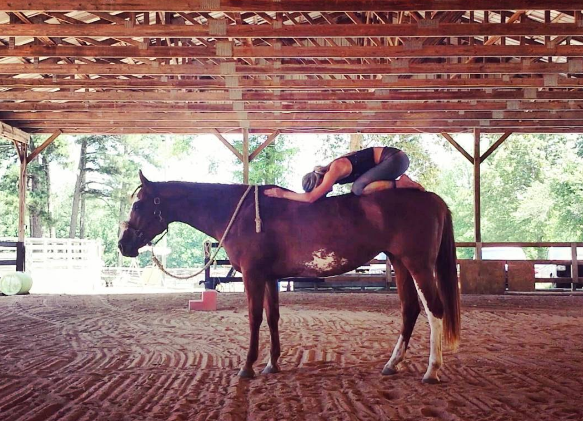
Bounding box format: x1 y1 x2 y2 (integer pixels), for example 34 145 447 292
264 146 424 203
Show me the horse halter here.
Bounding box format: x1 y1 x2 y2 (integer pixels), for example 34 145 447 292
127 195 167 247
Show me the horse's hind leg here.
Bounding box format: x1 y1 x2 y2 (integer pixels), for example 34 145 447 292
382 255 420 375
239 271 267 378
404 261 445 384
262 278 281 374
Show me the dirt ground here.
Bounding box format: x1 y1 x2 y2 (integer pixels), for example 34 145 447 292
1 292 582 421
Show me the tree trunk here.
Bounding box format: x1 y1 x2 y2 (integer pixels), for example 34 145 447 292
28 171 43 238
27 139 43 238
79 194 86 239
44 158 56 238
70 138 87 238
117 180 128 267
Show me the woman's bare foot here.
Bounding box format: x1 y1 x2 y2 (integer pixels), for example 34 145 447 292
396 174 425 191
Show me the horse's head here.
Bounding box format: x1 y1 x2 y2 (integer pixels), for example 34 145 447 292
118 170 168 258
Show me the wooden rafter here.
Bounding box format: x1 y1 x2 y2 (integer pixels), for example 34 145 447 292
0 61 578 76
1 1 580 12
2 22 583 38
0 7 582 135
2 44 583 58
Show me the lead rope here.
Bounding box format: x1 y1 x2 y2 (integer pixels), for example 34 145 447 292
151 185 262 280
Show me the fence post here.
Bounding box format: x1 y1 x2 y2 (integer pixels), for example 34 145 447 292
572 243 579 292
16 241 25 272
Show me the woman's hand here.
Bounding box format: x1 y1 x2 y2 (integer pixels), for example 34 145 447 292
264 187 285 198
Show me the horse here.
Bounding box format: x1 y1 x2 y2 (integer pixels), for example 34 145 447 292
118 171 460 383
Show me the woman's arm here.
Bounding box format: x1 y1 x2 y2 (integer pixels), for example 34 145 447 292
265 162 344 203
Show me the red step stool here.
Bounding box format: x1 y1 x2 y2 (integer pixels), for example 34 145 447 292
188 290 217 311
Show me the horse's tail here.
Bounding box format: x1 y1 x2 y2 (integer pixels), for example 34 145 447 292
436 207 461 351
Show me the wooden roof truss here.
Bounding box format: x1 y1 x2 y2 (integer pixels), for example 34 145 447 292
1 1 583 135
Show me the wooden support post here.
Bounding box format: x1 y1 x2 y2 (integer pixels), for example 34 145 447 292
27 129 62 163
242 128 249 184
211 129 243 161
441 132 474 164
474 128 482 260
481 131 512 163
16 241 25 272
349 133 363 152
571 243 579 292
249 130 280 162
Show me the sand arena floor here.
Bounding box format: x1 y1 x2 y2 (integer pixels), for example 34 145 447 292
1 292 582 421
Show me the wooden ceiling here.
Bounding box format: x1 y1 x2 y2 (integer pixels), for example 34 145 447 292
1 1 583 135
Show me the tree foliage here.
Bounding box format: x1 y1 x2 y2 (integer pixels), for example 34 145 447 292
1 132 582 267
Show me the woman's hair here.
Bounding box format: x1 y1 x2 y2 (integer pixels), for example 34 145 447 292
302 165 329 192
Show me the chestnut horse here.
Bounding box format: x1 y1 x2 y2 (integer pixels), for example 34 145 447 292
119 171 460 383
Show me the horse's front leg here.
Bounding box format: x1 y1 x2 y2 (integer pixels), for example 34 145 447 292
262 278 281 374
238 271 266 378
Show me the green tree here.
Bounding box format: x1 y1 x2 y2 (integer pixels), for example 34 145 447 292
232 134 299 186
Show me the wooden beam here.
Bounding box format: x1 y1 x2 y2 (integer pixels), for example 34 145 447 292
441 133 474 164
6 90 583 102
242 128 249 184
211 129 243 161
480 131 512 162
2 22 583 38
249 130 280 162
2 44 583 59
2 100 583 113
22 127 583 135
10 110 583 122
2 1 579 12
26 129 62 164
3 75 583 90
17 119 583 130
474 128 481 259
14 142 28 243
1 61 579 76
0 120 30 144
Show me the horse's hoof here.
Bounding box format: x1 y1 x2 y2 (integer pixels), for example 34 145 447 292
261 364 280 375
422 377 440 384
238 368 255 378
382 367 398 376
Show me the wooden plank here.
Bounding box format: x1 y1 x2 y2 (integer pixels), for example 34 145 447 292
17 148 28 243
211 129 243 161
16 119 583 130
441 133 474 164
3 44 583 59
2 100 583 113
2 22 583 38
480 131 512 162
0 120 30 144
11 110 583 122
23 127 583 135
6 90 583 102
3 76 583 90
1 61 579 76
249 130 280 162
26 129 62 163
1 1 579 12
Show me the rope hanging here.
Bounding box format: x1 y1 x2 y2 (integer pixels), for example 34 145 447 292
151 185 262 280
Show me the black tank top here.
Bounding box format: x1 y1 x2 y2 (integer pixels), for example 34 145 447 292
337 147 376 185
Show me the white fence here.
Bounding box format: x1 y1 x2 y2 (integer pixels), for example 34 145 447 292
1 237 103 294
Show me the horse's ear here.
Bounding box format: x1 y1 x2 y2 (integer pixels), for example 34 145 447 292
139 170 152 193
